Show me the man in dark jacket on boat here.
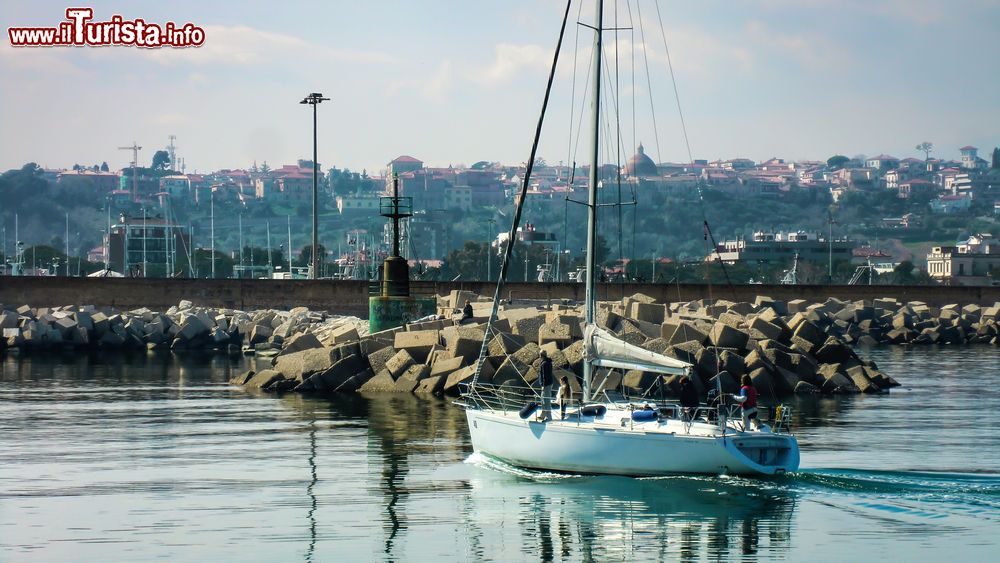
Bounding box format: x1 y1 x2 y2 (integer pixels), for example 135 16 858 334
538 350 554 421
678 375 699 421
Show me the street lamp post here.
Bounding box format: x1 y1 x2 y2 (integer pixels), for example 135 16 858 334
827 214 836 283
485 218 495 281
300 92 330 280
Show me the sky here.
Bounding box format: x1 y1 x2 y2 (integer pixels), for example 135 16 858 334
1 0 998 175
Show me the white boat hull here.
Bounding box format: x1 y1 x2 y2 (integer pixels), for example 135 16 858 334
465 408 799 477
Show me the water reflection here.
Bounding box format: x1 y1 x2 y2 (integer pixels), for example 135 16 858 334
463 469 797 561
5 348 995 561
356 390 797 561
363 393 471 560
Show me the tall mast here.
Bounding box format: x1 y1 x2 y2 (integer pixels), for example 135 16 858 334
583 0 604 403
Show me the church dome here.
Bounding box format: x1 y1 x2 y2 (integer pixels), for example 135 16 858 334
624 144 658 177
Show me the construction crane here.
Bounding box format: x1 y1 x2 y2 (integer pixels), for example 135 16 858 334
118 142 142 201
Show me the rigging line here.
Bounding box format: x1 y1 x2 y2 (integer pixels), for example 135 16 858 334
571 40 594 172
563 196 570 277
625 0 636 170
626 0 638 276
703 219 734 289
633 0 663 166
472 0 573 384
653 0 693 164
614 0 625 291
566 0 585 180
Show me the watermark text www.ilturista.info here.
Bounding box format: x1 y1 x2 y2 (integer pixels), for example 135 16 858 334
8 8 205 48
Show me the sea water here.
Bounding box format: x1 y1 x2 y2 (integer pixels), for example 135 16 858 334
1 347 997 561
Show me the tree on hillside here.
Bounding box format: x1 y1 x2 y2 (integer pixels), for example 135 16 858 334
100 162 109 172
826 155 849 168
0 163 48 206
890 260 933 285
294 244 327 269
992 147 1000 169
151 150 171 171
916 141 933 161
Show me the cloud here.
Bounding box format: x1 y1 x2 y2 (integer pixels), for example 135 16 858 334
144 112 192 126
0 39 85 75
744 20 842 66
421 61 454 102
1 23 398 78
138 25 398 67
472 43 551 84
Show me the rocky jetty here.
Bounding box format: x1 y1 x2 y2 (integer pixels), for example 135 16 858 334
0 300 365 356
226 290 919 400
6 292 997 402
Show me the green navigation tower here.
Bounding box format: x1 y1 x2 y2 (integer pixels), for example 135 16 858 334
368 174 435 331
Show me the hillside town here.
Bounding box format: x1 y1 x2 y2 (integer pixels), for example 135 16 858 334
2 141 999 285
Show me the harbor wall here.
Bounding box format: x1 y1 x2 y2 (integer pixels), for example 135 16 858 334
1 277 998 315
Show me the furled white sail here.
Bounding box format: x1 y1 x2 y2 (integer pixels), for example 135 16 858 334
584 324 691 375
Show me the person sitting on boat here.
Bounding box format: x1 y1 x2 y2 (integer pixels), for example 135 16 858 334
459 299 474 324
538 350 554 421
733 375 759 431
557 375 571 420
678 375 700 421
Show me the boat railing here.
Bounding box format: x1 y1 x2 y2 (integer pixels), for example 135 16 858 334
459 382 540 412
720 403 794 434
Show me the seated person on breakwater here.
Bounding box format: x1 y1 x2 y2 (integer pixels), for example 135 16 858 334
678 375 700 420
733 375 759 431
459 300 474 324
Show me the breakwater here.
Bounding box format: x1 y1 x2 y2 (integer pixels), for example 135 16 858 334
1 276 999 315
3 289 996 405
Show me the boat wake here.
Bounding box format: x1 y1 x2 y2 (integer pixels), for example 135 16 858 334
463 452 584 481
784 468 1000 525
465 454 1000 518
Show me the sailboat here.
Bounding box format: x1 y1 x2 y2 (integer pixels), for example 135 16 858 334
459 0 800 477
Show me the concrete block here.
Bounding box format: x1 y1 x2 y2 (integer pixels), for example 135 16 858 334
277 332 323 357
666 340 703 364
493 356 532 385
366 345 397 375
446 326 485 363
511 315 546 345
846 365 880 393
487 332 525 357
245 369 285 390
748 316 783 341
297 354 367 393
394 364 430 392
622 370 660 395
430 355 464 378
792 319 825 347
629 302 665 324
538 322 573 348
443 365 477 395
661 320 708 346
272 347 337 382
709 322 749 350
385 349 416 379
394 330 439 363
359 369 399 392
326 324 360 345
